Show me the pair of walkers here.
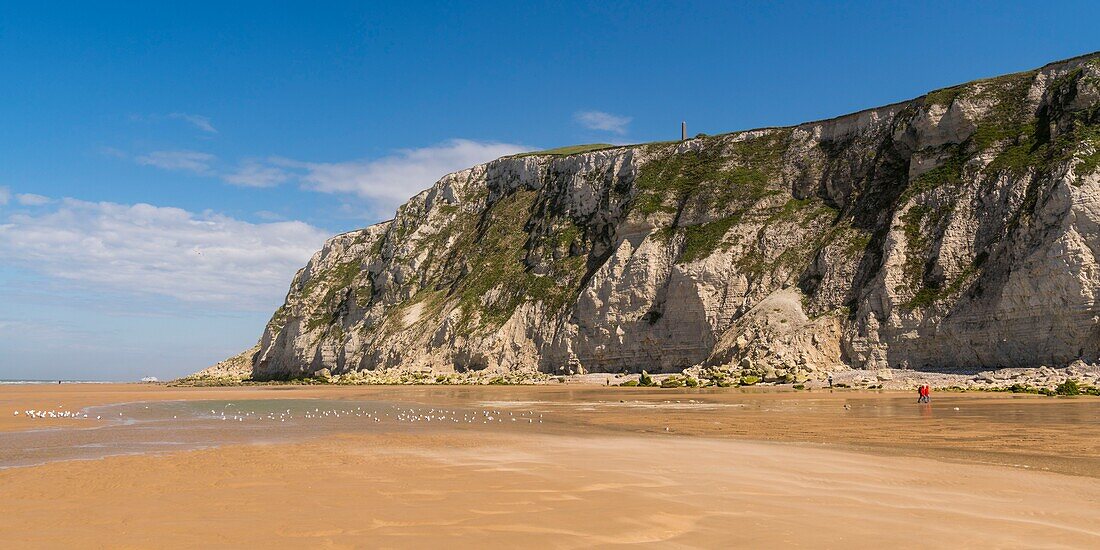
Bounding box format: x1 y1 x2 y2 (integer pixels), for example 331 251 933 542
917 384 931 403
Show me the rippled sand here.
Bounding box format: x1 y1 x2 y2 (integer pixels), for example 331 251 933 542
1 384 1098 547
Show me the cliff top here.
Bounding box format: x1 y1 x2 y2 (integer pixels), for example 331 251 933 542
514 50 1100 162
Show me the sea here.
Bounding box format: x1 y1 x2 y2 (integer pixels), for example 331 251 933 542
0 379 123 385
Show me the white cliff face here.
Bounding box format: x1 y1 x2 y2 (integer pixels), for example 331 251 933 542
238 53 1100 381
191 344 261 379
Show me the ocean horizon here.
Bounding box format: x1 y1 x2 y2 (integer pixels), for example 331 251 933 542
0 379 128 385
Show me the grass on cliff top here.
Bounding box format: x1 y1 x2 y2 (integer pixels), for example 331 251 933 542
897 63 1100 309
634 130 791 217
515 143 617 157
634 129 848 270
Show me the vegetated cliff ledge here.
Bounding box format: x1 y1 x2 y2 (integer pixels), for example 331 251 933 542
210 52 1100 383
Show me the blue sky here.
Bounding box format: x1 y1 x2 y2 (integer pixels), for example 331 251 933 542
1 1 1098 380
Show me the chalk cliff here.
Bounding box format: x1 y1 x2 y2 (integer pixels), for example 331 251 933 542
227 52 1100 381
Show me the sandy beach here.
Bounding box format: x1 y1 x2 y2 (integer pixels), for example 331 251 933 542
1 384 1098 548
8 3 1100 548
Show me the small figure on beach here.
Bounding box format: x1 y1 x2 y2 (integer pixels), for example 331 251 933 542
917 384 930 404
828 374 834 388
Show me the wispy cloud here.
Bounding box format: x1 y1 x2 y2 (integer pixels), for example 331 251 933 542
0 318 99 342
167 112 218 133
0 199 329 310
15 193 51 206
134 150 216 174
254 210 285 221
270 139 527 209
99 146 129 160
129 113 218 134
574 110 632 134
223 160 290 188
120 139 527 217
0 186 9 206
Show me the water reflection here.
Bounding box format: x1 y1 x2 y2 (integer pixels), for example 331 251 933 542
0 399 547 469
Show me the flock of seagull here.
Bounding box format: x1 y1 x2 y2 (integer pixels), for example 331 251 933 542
206 405 546 426
12 408 101 420
12 403 547 428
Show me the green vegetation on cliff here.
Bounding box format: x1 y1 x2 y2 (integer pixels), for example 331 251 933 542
518 143 617 157
235 52 1100 381
443 189 587 330
634 131 790 217
304 260 363 331
898 61 1100 309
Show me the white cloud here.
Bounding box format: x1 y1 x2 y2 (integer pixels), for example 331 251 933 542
254 210 287 221
271 139 527 209
15 193 51 206
99 146 129 160
0 318 96 342
0 199 330 310
223 160 290 188
167 113 218 134
134 150 216 174
0 186 9 205
574 111 632 134
121 139 526 217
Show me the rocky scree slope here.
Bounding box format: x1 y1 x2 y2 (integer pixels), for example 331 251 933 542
234 53 1100 382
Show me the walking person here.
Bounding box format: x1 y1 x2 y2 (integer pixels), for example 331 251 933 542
917 384 930 404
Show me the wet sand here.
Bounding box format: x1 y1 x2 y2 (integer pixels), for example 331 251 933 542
1 384 1098 547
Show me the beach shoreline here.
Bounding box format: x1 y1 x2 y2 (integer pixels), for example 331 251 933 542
3 383 1099 473
2 384 1098 547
